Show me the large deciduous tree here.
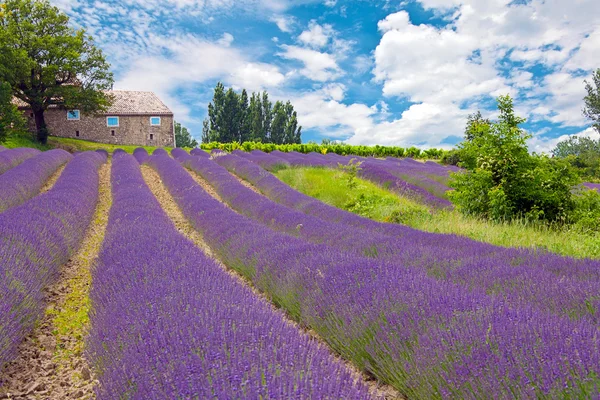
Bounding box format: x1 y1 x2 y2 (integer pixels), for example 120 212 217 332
0 80 26 142
583 68 600 134
0 0 114 144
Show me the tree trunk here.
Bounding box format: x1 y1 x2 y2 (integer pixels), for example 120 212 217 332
33 108 48 144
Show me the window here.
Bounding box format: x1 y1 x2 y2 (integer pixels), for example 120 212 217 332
67 110 80 120
75 131 80 137
107 116 119 127
111 130 115 136
150 116 161 126
149 134 154 140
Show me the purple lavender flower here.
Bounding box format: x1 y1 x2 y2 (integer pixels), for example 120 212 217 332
153 152 600 398
0 149 72 213
0 151 105 371
133 147 149 164
87 152 373 399
0 148 41 175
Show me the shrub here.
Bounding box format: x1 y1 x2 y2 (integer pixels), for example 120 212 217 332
449 95 581 223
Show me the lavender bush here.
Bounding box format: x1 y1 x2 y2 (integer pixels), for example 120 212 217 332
584 182 600 191
0 148 41 175
0 152 105 372
192 153 600 323
87 152 372 399
190 147 210 158
0 149 72 213
133 147 149 164
151 152 600 398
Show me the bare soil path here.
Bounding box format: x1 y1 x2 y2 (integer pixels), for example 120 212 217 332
0 162 111 400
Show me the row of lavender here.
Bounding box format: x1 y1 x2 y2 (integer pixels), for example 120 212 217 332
86 151 371 399
0 151 105 373
232 149 454 207
195 153 600 327
149 149 599 398
0 148 41 175
0 149 72 213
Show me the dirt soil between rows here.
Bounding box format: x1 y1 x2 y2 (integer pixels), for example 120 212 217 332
0 162 111 400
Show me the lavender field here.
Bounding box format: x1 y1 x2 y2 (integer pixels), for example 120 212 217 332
1 147 599 399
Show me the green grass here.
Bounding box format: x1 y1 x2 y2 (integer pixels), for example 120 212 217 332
48 136 176 154
276 167 600 259
2 132 51 150
2 132 180 154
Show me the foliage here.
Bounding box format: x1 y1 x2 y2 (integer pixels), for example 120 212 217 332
0 0 113 144
0 80 26 143
569 187 600 233
552 135 600 180
449 95 581 223
337 158 362 189
440 149 461 165
203 82 301 144
174 121 197 148
583 68 600 134
200 141 447 159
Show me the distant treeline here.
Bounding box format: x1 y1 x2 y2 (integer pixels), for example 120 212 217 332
200 141 447 159
201 83 302 145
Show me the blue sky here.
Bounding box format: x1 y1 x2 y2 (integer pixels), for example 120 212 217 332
54 0 600 151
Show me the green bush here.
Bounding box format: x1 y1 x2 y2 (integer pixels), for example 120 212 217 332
449 95 581 224
440 149 461 166
570 188 600 233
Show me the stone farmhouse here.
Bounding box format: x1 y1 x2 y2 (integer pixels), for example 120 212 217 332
16 91 175 147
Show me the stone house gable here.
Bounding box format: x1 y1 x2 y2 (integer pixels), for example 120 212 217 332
16 90 175 147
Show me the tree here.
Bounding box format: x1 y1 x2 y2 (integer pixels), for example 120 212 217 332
0 80 26 142
221 88 240 142
201 118 211 143
262 91 272 141
239 89 250 142
174 121 197 148
205 82 302 144
249 92 263 142
283 101 301 144
270 101 286 144
552 135 600 179
583 68 600 134
0 0 114 144
449 95 580 223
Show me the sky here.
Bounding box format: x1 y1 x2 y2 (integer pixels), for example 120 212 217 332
54 0 600 151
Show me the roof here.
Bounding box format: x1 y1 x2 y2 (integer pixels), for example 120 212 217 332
106 91 172 115
12 90 173 116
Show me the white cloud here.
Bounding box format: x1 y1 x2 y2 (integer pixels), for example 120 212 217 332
298 20 334 48
116 34 285 123
374 11 508 103
277 45 342 81
270 15 296 33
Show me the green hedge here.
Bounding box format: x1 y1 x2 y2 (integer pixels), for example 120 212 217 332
199 141 447 159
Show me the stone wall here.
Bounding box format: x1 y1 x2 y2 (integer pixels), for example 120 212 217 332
22 109 174 147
